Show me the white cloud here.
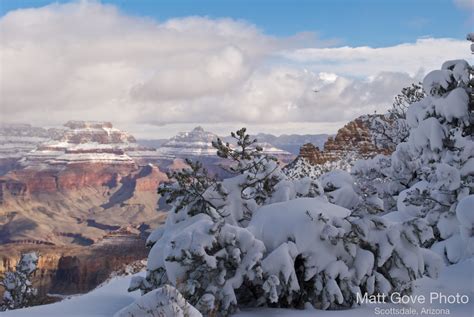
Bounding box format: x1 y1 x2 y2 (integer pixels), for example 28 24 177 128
0 1 470 137
281 38 469 77
454 0 474 9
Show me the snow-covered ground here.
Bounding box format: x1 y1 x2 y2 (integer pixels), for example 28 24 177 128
2 258 472 317
0 273 143 317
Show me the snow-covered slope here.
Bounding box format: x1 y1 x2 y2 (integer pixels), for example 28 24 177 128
283 155 353 179
2 258 472 317
0 273 144 317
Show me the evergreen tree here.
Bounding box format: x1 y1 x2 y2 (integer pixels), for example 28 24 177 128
368 83 425 151
352 55 473 263
0 252 38 311
132 128 440 316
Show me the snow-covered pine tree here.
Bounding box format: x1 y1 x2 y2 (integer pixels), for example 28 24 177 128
131 128 284 316
348 83 427 214
0 252 39 311
368 83 425 151
132 129 328 316
390 58 473 263
133 127 442 316
350 56 473 264
212 127 283 213
157 158 223 220
247 194 441 310
351 155 397 213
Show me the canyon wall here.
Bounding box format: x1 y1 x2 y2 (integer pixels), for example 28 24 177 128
0 234 148 301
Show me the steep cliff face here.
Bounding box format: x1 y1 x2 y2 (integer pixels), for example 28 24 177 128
2 163 138 194
0 235 149 300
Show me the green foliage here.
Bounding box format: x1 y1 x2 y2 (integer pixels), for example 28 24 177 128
158 158 225 218
213 128 262 161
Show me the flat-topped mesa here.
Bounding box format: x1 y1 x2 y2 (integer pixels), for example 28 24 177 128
0 121 166 194
61 121 136 144
20 121 161 167
254 141 295 164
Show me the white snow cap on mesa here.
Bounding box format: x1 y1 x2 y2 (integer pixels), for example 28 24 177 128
20 121 148 167
59 120 137 144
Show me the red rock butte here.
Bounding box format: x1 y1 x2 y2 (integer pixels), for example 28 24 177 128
298 116 392 166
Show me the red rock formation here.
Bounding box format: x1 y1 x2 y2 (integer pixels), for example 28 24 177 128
0 120 167 195
57 163 140 192
0 163 139 194
299 116 391 166
299 143 324 165
5 169 59 193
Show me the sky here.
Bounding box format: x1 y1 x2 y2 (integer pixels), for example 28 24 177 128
0 0 473 138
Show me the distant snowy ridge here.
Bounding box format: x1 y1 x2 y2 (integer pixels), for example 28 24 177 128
157 126 294 160
0 124 61 161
